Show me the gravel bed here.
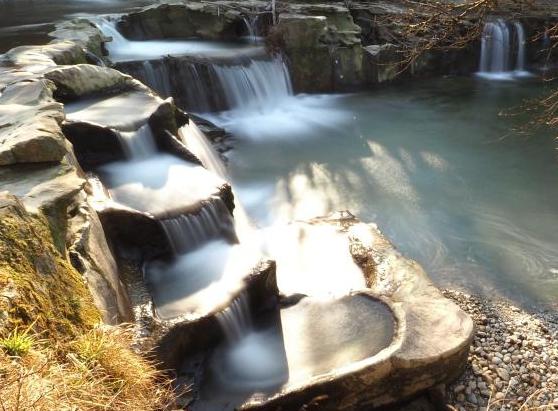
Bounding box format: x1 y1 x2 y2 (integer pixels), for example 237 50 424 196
443 290 558 410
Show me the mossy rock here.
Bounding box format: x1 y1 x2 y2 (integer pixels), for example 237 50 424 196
0 194 100 340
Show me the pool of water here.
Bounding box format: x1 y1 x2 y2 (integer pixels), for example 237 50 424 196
194 294 395 411
209 77 558 309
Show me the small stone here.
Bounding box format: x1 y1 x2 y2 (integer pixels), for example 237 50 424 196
467 393 478 404
454 384 466 394
497 368 510 381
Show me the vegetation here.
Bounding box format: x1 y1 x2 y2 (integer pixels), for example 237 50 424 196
0 198 176 410
0 325 36 357
0 327 176 411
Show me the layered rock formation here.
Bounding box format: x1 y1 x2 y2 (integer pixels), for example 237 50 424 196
0 37 133 324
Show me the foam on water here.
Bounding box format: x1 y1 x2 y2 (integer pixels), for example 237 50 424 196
145 239 260 320
96 18 254 62
195 295 395 410
206 94 352 141
97 154 225 215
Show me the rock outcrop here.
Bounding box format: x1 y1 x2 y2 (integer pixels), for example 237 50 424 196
270 4 366 92
116 2 247 41
0 38 134 324
0 193 101 334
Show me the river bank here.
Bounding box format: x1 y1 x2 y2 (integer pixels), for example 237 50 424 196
445 290 558 410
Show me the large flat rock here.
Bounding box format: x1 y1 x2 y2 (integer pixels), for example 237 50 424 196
186 212 473 411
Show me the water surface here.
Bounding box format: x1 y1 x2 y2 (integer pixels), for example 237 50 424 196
212 77 558 309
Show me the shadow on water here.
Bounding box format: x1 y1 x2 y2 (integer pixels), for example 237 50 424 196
219 77 558 311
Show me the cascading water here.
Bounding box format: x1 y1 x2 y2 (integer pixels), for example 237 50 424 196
181 121 228 179
514 21 526 71
140 60 172 98
216 292 253 342
117 123 157 159
160 197 235 255
213 56 293 110
95 17 253 63
95 17 127 55
478 19 530 80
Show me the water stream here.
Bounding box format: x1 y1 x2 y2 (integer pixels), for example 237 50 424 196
478 19 531 80
210 77 558 309
50 15 558 408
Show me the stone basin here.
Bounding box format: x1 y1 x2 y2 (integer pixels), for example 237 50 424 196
192 293 398 411
96 153 227 217
172 213 473 411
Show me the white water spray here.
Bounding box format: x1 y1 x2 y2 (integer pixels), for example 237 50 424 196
478 19 531 80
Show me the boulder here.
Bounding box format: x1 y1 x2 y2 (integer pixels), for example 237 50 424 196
271 5 367 92
116 3 245 41
0 79 55 106
0 160 132 325
0 192 101 336
44 64 146 101
67 191 133 324
49 19 108 60
2 41 86 72
0 101 67 166
62 122 127 171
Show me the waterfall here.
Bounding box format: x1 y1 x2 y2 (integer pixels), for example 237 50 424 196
181 121 228 179
180 121 254 237
213 56 293 110
141 60 172 98
216 292 253 342
242 15 260 44
160 197 234 254
514 22 526 72
117 124 157 160
95 18 128 55
478 19 530 79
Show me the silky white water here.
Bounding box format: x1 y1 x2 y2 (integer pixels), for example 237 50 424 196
95 18 255 62
97 154 225 215
160 198 235 254
117 123 157 159
478 19 531 80
215 77 558 309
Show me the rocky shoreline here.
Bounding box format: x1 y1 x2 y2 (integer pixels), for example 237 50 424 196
444 290 558 410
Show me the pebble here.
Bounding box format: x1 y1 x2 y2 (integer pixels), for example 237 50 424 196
443 290 558 409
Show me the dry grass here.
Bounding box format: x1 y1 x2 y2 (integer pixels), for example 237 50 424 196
0 326 176 411
487 388 557 410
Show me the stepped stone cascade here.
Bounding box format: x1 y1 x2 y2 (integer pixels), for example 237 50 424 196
53 62 275 335
0 37 133 324
0 5 488 410
179 213 473 411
